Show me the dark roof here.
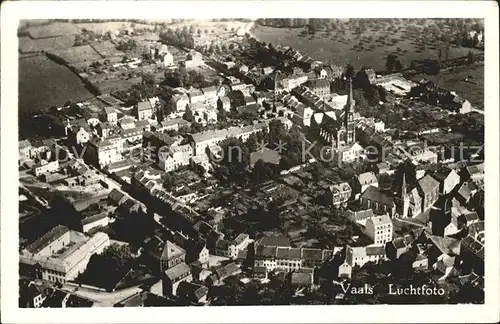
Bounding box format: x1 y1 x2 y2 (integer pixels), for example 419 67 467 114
301 248 323 261
365 246 386 256
81 212 108 226
360 186 394 206
255 245 277 258
165 262 191 281
216 239 229 250
256 233 290 247
25 225 69 254
177 281 208 301
215 262 239 280
306 78 330 89
432 166 454 182
108 188 126 205
276 247 301 260
291 272 313 285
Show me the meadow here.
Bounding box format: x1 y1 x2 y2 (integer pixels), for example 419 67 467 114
252 22 483 71
19 55 94 114
411 63 484 110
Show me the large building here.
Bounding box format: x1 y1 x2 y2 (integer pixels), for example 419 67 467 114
160 241 186 273
310 79 357 150
365 214 393 246
19 225 110 283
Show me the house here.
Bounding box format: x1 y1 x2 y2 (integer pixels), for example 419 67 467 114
365 214 393 246
188 89 206 104
104 106 118 125
291 271 314 290
119 116 136 130
432 167 460 195
218 96 231 112
19 280 45 308
228 233 251 260
365 69 376 84
177 282 208 304
253 266 268 279
170 94 190 113
19 140 32 163
350 245 386 267
215 239 230 257
337 247 354 278
385 234 415 260
81 213 110 233
163 52 174 67
416 174 440 212
456 181 478 205
306 79 330 98
465 163 484 184
347 208 374 226
375 162 390 175
359 186 395 216
183 50 203 68
32 159 59 177
212 262 240 284
160 241 186 272
357 172 379 193
108 188 127 206
328 182 352 207
137 101 153 121
163 262 192 296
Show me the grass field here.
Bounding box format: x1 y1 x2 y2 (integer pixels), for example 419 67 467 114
252 24 483 71
411 63 484 110
19 55 94 114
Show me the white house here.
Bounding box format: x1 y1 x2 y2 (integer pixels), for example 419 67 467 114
364 214 393 246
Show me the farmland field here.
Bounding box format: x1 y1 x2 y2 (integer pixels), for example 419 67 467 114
411 63 484 110
252 24 483 71
19 55 94 114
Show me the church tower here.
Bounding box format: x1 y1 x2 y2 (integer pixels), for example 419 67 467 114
396 171 410 218
344 78 356 145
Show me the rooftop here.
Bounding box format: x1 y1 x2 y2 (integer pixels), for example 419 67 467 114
161 241 185 261
164 262 191 281
25 225 69 255
360 186 394 206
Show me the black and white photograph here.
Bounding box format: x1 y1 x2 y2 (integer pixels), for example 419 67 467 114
1 1 499 323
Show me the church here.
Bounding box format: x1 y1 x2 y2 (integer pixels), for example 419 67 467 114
310 79 363 163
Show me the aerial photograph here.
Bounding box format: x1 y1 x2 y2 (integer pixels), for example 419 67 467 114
17 18 485 307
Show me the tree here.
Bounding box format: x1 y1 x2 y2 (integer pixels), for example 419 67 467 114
344 64 355 80
183 106 194 122
163 173 176 190
467 50 475 65
385 54 398 73
189 25 195 34
355 67 371 90
142 72 156 87
219 137 250 181
246 133 259 152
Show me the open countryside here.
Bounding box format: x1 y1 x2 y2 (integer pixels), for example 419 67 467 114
19 55 94 114
252 20 484 71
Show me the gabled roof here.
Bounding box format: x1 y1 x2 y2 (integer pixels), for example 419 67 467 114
360 186 394 206
138 101 152 112
301 248 323 261
25 225 69 255
366 214 392 227
215 262 240 280
161 241 185 261
108 188 126 205
165 262 191 281
417 174 440 194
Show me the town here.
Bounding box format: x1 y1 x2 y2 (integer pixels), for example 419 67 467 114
18 18 484 307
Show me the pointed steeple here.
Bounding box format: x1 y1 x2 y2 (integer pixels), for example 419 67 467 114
401 171 407 199
346 78 355 112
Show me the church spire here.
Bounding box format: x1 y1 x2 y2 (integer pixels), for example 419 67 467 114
346 78 355 112
401 171 407 199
